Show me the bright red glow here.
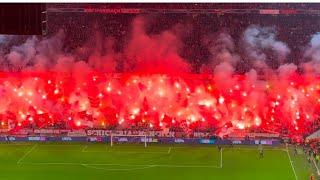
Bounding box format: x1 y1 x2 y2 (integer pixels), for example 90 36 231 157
0 71 319 137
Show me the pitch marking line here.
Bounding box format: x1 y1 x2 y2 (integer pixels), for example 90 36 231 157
17 144 37 165
286 147 298 180
85 151 168 154
82 148 168 154
82 163 157 171
167 147 172 154
220 148 223 168
232 148 286 151
312 158 320 176
0 143 33 146
40 145 82 147
18 162 221 168
81 145 88 152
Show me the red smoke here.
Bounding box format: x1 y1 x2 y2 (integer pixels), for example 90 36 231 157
0 70 319 137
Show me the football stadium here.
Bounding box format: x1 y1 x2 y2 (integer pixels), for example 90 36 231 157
0 3 319 180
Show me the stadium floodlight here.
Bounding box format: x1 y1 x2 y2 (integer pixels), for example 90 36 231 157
110 134 148 147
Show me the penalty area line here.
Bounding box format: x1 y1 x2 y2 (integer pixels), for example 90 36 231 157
234 148 286 151
81 150 168 154
17 144 37 165
81 163 157 171
81 145 88 152
312 158 320 176
18 162 221 168
39 144 83 147
0 143 33 146
220 148 223 168
286 147 298 180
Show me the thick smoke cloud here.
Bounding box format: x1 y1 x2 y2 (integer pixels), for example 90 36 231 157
242 25 291 69
0 18 303 75
201 32 240 72
0 16 191 74
304 33 320 62
124 16 190 73
303 33 320 74
3 30 65 72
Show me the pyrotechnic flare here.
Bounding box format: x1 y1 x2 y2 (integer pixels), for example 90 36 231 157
0 16 319 138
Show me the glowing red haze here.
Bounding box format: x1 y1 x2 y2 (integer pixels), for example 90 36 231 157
0 70 319 137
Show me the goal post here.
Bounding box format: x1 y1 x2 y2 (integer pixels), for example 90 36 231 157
110 134 148 147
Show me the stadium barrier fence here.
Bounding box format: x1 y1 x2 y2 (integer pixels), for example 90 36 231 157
0 136 282 145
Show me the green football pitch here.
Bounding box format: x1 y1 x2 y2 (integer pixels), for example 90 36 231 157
0 142 315 180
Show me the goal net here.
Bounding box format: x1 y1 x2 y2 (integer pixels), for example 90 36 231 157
110 134 148 147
